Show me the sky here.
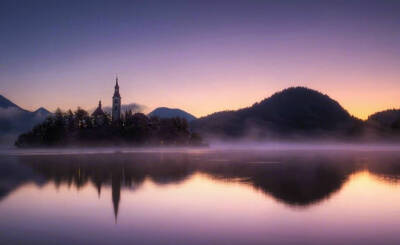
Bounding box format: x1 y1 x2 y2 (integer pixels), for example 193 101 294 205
0 0 399 119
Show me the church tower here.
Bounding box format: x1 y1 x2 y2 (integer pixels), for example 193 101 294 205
112 76 121 122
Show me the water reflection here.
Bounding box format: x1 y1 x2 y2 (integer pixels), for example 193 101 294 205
2 150 400 221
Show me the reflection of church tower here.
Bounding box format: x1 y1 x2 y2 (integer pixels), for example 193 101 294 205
111 174 121 223
93 179 102 199
112 76 121 122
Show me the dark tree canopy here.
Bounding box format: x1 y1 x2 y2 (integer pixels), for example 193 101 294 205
15 108 203 147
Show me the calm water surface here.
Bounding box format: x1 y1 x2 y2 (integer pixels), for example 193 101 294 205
1 148 400 245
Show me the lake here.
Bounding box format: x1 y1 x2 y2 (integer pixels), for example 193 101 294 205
1 147 400 245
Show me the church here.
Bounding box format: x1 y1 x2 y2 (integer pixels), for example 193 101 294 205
111 76 121 121
91 76 122 123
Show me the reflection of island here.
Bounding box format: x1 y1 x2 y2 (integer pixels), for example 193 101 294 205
16 153 196 222
1 151 400 221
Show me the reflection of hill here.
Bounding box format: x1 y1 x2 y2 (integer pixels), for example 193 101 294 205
199 152 358 206
1 151 400 219
0 156 44 201
363 153 400 183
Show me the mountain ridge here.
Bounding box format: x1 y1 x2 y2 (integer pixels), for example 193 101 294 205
0 94 24 110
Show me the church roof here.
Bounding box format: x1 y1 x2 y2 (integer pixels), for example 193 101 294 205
92 100 105 116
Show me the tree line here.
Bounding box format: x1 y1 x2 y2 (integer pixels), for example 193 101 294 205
15 108 203 147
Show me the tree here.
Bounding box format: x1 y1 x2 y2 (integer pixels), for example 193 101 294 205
74 107 89 129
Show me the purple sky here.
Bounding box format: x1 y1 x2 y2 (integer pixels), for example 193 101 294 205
1 0 399 119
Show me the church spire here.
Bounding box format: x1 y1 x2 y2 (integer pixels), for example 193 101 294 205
113 76 120 98
112 75 121 121
115 75 119 89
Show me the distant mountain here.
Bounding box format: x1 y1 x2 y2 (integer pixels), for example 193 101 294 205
149 107 196 121
34 107 51 117
0 94 23 109
0 95 51 143
192 87 361 139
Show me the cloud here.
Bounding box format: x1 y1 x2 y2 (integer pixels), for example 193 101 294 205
0 107 24 119
102 103 148 114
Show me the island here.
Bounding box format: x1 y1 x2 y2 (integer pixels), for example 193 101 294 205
15 78 203 147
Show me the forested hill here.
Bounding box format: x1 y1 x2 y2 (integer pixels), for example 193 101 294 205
192 87 362 139
364 109 400 138
367 109 400 128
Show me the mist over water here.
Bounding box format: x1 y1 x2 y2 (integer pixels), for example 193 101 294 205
3 140 400 156
209 141 400 152
1 146 400 245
